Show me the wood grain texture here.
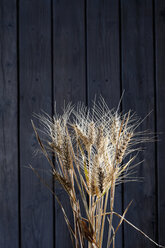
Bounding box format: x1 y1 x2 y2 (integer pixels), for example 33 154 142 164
86 0 122 247
155 0 165 246
53 0 86 247
1 0 165 247
0 1 19 247
19 0 54 247
121 0 156 247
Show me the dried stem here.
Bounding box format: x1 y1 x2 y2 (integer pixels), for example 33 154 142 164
107 175 116 248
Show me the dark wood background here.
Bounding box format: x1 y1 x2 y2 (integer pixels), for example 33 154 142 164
0 0 165 247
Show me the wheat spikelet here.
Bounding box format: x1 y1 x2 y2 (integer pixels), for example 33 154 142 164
53 169 72 193
73 124 90 148
97 166 105 194
110 115 121 146
96 125 104 155
116 131 133 164
62 135 72 171
48 141 62 155
56 120 63 148
88 121 95 145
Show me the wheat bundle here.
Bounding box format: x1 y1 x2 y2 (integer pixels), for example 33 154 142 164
31 97 163 248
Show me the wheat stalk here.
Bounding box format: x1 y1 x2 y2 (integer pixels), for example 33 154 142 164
31 97 164 248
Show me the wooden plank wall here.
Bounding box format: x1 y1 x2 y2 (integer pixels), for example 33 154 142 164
121 1 156 247
52 1 86 247
0 0 165 247
86 1 122 247
19 1 54 248
0 1 19 247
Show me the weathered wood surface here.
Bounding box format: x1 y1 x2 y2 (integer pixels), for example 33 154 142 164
0 0 164 247
53 0 86 247
155 0 165 246
0 1 19 247
86 1 122 247
19 0 54 247
121 0 156 247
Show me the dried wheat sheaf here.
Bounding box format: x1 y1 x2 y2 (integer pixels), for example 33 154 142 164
31 97 164 248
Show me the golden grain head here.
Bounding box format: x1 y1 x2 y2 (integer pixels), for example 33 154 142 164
34 97 151 195
88 121 95 144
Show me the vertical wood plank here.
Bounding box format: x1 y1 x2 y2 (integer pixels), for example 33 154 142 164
19 1 54 247
155 0 165 246
121 0 156 247
87 1 122 247
0 1 19 247
53 0 86 247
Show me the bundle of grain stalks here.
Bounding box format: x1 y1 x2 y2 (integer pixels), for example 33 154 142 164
31 97 164 248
